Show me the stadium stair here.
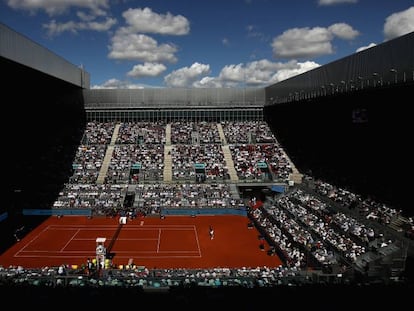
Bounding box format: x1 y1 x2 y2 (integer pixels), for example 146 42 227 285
216 123 239 181
221 145 239 182
162 123 173 182
96 123 120 184
163 145 173 182
216 123 227 145
229 184 240 199
165 123 171 146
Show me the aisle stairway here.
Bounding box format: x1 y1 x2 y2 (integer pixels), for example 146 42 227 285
163 145 173 182
216 123 238 182
96 123 121 184
216 123 227 145
229 183 240 199
163 123 172 182
165 123 171 146
221 145 238 182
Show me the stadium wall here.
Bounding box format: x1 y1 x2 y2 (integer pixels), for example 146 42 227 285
0 23 89 89
161 208 247 217
22 209 92 217
83 87 265 108
265 31 414 104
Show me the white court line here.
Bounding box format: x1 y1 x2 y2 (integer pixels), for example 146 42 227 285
60 229 81 252
194 225 201 255
13 224 202 259
14 254 202 259
15 254 95 258
111 255 202 259
157 228 161 252
15 225 54 256
48 226 120 230
114 250 200 254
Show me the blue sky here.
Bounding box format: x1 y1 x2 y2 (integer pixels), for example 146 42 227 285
1 0 413 89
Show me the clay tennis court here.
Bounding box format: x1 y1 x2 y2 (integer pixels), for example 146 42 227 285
0 214 282 269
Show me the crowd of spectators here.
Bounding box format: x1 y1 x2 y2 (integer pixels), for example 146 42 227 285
311 177 414 240
0 264 313 289
135 183 245 215
250 188 401 277
51 120 294 217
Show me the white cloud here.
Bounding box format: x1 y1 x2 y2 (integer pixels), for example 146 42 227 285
91 78 146 89
122 7 190 35
188 59 321 88
245 59 299 85
318 0 357 6
91 80 162 89
193 77 223 88
8 0 115 36
270 61 320 83
218 64 245 83
272 27 334 58
356 43 376 53
98 58 320 89
328 23 360 40
127 63 167 78
271 23 359 59
108 30 178 63
164 62 211 87
384 6 414 40
77 11 102 22
6 0 109 16
107 7 190 73
216 60 291 86
43 17 116 36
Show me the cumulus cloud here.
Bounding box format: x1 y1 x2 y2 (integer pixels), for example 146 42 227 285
91 78 146 89
96 58 320 89
271 23 359 59
218 59 320 86
384 6 414 40
43 17 116 36
164 62 211 87
127 63 167 78
218 64 246 83
270 61 320 83
108 30 178 63
6 0 109 16
356 43 376 53
216 60 290 86
272 27 334 58
122 7 190 35
190 59 320 88
193 77 223 88
328 23 360 39
245 59 300 85
106 7 190 77
8 0 116 36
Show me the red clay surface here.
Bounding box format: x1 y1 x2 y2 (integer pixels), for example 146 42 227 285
0 214 282 269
